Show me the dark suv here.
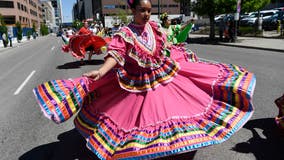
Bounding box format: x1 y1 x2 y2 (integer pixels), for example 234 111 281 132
262 11 284 31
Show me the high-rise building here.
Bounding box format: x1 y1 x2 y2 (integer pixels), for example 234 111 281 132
41 0 56 31
50 0 63 27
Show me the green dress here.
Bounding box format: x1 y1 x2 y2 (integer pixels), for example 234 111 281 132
164 23 193 44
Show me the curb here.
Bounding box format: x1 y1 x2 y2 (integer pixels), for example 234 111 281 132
218 42 284 53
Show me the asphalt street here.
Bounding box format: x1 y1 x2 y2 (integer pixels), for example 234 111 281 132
0 35 283 160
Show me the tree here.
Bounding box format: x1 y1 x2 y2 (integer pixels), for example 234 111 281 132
40 23 49 36
0 13 8 37
192 0 270 39
192 0 237 39
72 20 82 30
117 9 130 25
16 21 22 42
241 0 271 13
32 22 36 33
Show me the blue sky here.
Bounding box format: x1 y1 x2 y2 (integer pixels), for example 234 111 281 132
61 0 76 22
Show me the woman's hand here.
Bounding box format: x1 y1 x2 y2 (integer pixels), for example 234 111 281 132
83 70 103 81
83 56 118 81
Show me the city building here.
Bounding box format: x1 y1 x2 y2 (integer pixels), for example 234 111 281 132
72 0 181 27
0 0 43 30
41 0 56 32
51 0 63 28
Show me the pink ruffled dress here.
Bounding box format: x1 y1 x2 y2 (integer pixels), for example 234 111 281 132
33 21 256 160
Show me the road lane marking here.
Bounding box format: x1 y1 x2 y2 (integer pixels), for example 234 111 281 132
51 46 55 51
14 70 36 95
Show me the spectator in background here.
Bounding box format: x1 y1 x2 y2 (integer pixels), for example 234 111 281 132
8 31 12 47
1 32 8 48
66 27 74 37
111 23 120 34
219 18 225 41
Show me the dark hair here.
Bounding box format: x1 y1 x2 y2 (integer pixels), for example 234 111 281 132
127 0 151 9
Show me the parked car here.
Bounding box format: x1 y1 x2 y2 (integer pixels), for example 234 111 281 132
240 10 278 26
214 14 226 26
262 11 284 30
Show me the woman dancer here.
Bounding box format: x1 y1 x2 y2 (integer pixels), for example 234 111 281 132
33 0 256 159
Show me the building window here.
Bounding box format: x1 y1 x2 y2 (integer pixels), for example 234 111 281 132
17 2 20 9
2 15 15 24
104 5 116 9
30 9 37 16
0 0 14 8
169 4 179 7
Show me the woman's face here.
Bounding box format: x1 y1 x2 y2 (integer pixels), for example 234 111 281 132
164 18 171 27
132 0 152 25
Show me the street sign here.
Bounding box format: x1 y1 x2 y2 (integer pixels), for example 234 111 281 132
235 13 240 21
237 0 242 13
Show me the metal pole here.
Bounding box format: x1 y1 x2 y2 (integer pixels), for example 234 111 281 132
158 0 160 19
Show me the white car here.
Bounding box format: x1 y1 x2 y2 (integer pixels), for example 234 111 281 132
240 10 278 26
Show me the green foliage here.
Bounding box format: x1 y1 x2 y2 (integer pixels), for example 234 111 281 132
192 0 236 16
241 0 271 13
32 22 36 33
117 9 130 24
72 20 83 30
40 23 49 36
191 0 271 39
16 21 22 41
0 13 8 36
27 30 32 39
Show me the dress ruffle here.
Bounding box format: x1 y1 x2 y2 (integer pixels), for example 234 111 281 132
33 77 90 123
62 34 107 59
72 62 256 160
33 61 255 160
116 57 180 92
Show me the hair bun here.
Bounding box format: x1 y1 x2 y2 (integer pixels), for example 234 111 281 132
160 12 168 21
127 0 134 8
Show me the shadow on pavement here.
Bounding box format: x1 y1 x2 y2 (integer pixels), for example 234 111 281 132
56 59 104 69
19 127 197 160
232 118 284 160
19 128 99 160
155 151 196 160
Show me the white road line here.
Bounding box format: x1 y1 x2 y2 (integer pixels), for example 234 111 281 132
14 70 36 95
51 46 55 51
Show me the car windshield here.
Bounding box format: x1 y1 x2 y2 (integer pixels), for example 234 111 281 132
249 13 258 18
272 13 278 18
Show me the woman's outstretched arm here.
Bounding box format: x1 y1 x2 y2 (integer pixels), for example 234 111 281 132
83 56 117 80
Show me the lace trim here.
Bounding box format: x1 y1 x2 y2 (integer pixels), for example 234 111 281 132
112 21 168 69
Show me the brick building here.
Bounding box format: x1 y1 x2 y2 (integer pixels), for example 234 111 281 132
0 0 43 29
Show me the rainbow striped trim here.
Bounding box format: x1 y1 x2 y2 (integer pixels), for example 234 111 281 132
33 79 88 123
73 63 256 160
117 58 180 92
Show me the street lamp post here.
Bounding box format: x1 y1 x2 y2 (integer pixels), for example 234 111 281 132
234 0 242 42
158 0 160 18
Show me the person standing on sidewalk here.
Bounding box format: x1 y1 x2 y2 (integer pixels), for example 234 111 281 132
1 32 8 48
8 31 12 47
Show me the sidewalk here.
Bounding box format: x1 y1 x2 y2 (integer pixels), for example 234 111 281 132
0 37 36 52
189 33 284 53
